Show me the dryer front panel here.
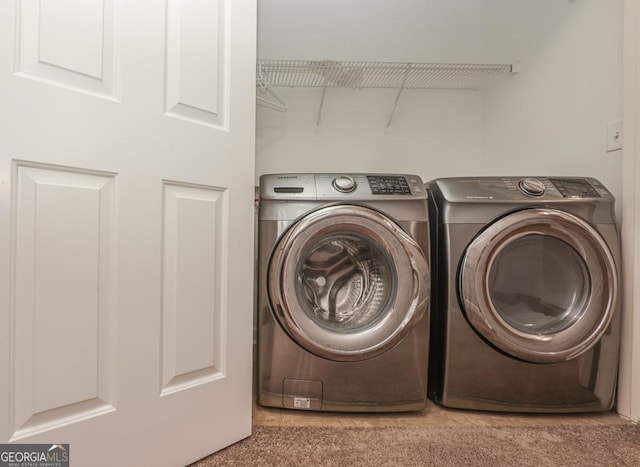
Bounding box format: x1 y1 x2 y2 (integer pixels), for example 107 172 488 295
268 204 429 362
459 208 618 364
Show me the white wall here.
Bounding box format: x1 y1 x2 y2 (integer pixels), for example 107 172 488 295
256 88 484 180
256 0 485 183
257 0 483 62
256 0 623 205
482 0 623 207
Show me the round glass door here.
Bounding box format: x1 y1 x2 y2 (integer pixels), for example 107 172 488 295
268 204 429 361
459 208 617 363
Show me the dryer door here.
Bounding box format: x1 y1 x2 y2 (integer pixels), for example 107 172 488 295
268 204 429 362
459 208 618 363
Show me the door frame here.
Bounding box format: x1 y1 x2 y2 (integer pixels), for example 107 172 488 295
620 0 640 421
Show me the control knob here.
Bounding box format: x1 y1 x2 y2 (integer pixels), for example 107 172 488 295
517 177 546 197
332 175 357 193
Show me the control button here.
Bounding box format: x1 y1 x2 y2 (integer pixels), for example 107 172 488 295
367 175 411 194
517 178 546 197
332 175 357 193
548 178 600 198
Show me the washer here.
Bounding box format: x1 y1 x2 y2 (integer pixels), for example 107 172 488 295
427 177 620 413
257 173 430 412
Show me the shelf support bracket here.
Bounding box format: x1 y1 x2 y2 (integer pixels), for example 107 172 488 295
316 75 330 127
386 64 412 129
256 63 288 112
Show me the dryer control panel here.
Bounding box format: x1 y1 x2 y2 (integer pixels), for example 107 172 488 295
435 176 613 203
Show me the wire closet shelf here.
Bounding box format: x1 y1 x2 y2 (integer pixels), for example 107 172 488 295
257 59 514 90
256 59 517 127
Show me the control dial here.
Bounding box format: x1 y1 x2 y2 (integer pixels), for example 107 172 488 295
332 175 357 193
517 177 546 197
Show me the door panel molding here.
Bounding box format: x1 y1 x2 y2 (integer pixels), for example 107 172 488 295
160 181 227 396
11 161 117 439
15 0 120 100
164 0 227 128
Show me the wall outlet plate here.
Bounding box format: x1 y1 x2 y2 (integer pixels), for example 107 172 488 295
607 120 623 152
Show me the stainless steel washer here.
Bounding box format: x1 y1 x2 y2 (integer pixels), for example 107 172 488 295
427 177 620 412
257 173 430 412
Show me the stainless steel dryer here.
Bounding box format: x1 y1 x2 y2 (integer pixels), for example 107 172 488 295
427 177 620 413
257 173 430 412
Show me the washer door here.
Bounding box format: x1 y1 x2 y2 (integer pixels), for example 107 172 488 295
459 208 617 363
268 204 429 362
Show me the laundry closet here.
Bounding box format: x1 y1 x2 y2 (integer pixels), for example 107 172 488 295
254 0 628 415
255 0 623 207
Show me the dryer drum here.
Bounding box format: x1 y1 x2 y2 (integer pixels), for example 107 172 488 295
459 207 618 364
268 204 429 362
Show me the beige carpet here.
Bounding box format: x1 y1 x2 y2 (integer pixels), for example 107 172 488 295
190 424 640 466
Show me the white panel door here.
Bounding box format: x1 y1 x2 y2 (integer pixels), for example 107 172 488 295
0 0 256 466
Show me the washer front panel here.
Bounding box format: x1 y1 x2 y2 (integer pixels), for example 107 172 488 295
268 204 429 361
459 208 617 363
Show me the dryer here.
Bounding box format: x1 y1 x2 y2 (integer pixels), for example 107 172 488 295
427 177 620 412
257 173 430 412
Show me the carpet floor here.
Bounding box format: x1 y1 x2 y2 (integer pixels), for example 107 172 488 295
190 423 640 466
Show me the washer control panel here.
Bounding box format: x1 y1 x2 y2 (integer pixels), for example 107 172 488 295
367 175 412 194
260 173 427 200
